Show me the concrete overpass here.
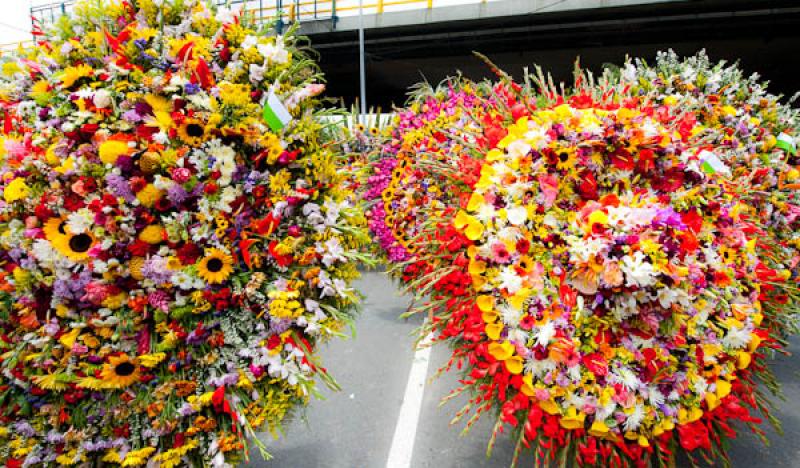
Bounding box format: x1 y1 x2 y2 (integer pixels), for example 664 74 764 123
295 0 800 108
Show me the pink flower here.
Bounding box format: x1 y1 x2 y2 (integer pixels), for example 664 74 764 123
82 281 111 305
172 167 192 184
491 242 511 263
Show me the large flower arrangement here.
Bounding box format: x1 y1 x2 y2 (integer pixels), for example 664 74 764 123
363 80 487 265
0 1 368 466
369 53 800 466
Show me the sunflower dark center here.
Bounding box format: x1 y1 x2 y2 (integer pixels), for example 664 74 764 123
69 233 93 253
559 152 569 162
186 123 204 138
206 258 224 272
58 221 67 235
115 362 136 377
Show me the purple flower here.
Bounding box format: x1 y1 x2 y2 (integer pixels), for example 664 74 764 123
141 256 172 284
166 183 189 205
105 173 136 202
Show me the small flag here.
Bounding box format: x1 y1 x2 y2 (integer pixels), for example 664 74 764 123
698 150 730 176
776 132 797 155
262 92 292 132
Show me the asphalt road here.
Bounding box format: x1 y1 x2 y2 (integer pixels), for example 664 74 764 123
245 272 800 468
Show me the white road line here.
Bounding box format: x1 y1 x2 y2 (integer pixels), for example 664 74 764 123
386 332 433 468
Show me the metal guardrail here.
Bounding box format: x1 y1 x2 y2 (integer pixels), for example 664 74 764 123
29 0 492 37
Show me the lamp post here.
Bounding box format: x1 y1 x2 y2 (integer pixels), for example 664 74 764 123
358 0 366 115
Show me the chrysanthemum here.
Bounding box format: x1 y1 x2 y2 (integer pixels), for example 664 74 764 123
99 354 140 389
178 118 210 146
197 248 234 284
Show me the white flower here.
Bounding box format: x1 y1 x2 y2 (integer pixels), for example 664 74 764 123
505 205 527 225
567 236 607 264
257 40 289 65
620 251 656 287
606 205 630 229
32 239 57 264
153 130 170 144
524 357 556 378
215 6 236 23
241 35 259 50
497 266 522 294
505 139 531 159
317 237 346 267
499 303 522 327
610 366 640 391
722 325 752 349
66 208 93 234
533 321 556 347
623 404 645 432
474 202 495 224
647 385 665 407
249 63 266 84
93 89 112 108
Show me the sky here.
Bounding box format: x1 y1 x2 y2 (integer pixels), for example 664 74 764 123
0 1 35 46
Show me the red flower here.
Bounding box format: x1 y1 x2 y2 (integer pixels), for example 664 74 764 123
176 243 201 265
127 239 151 256
568 93 594 109
677 421 710 451
582 353 608 377
576 170 598 200
610 148 635 171
268 241 293 267
681 209 703 233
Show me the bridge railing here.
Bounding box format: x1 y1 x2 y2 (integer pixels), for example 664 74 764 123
30 0 493 34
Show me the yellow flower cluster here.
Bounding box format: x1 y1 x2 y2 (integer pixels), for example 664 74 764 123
267 290 304 319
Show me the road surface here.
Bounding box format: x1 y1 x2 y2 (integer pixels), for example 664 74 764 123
245 272 800 468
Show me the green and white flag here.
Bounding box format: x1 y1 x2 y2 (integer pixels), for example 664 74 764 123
262 92 292 132
776 132 796 155
698 150 730 176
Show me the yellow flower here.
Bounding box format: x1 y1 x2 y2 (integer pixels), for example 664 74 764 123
269 169 292 195
559 406 586 430
60 64 93 88
32 372 70 391
177 118 210 146
138 352 167 368
102 451 122 464
130 256 145 280
488 341 514 361
139 224 164 244
59 328 81 348
219 82 252 108
588 419 610 437
52 230 96 263
3 177 29 202
121 447 157 467
99 354 140 389
505 355 524 374
476 295 495 313
136 184 163 208
454 210 483 240
143 94 175 131
99 139 131 165
197 248 234 284
43 217 67 243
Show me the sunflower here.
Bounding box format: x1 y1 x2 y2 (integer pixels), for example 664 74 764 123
43 217 68 243
178 118 210 146
555 148 577 171
197 248 234 284
51 228 96 263
100 354 140 389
